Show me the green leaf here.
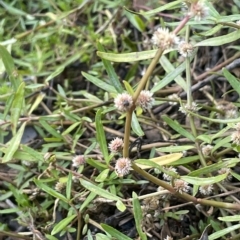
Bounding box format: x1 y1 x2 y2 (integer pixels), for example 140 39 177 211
10 82 25 135
95 169 110 182
132 192 147 240
39 119 63 139
124 10 145 32
2 122 26 163
116 200 126 212
156 145 195 153
151 50 196 93
160 55 187 92
162 115 195 141
0 44 21 91
125 0 182 16
66 172 72 200
45 66 65 82
95 109 109 163
51 214 77 235
196 134 212 144
135 153 183 169
209 223 240 240
223 68 240 96
97 42 123 93
101 224 132 240
0 208 19 214
82 71 117 93
195 30 240 46
181 174 227 185
219 215 240 222
212 136 231 153
80 190 97 212
131 112 144 136
34 179 68 203
188 158 239 176
80 179 118 201
20 145 44 162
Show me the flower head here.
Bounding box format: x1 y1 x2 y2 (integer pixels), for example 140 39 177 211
152 27 179 50
218 168 232 182
136 90 154 110
185 0 209 21
201 144 213 156
168 93 179 105
164 236 173 240
178 41 194 57
115 158 131 177
114 93 133 112
72 155 85 167
108 137 123 154
236 20 240 26
163 166 178 181
199 184 213 195
231 131 240 145
216 101 238 119
179 102 199 115
55 181 66 192
233 123 240 131
174 179 190 194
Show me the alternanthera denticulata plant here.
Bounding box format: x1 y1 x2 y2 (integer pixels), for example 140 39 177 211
90 0 240 238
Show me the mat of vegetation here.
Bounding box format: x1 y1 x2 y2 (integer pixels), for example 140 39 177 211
1 0 240 240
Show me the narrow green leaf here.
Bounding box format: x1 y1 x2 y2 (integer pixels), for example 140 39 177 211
132 192 147 240
116 200 126 212
223 68 240 96
196 134 212 144
188 159 239 176
97 42 123 93
51 214 77 235
95 169 110 182
3 93 14 119
219 215 240 222
45 65 65 82
39 119 63 139
132 112 144 136
195 30 240 46
2 122 26 163
162 115 195 141
160 55 187 92
66 172 72 200
125 0 182 16
181 174 227 185
101 224 132 240
212 136 231 153
80 179 125 212
28 92 45 115
82 71 117 93
34 179 68 203
80 190 97 211
157 145 195 153
0 44 21 90
151 50 196 93
95 109 109 163
124 10 145 32
209 223 240 240
10 82 25 135
0 208 19 214
20 145 44 162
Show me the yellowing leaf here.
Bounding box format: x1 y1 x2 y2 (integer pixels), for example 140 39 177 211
135 153 183 169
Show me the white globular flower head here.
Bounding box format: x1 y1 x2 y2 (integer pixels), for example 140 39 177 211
164 236 173 240
231 131 240 145
115 158 132 177
136 90 155 110
152 27 179 50
218 168 232 182
72 155 85 167
114 93 133 112
199 184 213 195
174 179 190 194
168 93 179 106
178 41 194 57
108 137 123 154
163 166 178 181
187 0 209 21
201 144 213 156
216 101 238 119
236 20 240 26
179 101 199 115
233 122 240 131
55 181 66 192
